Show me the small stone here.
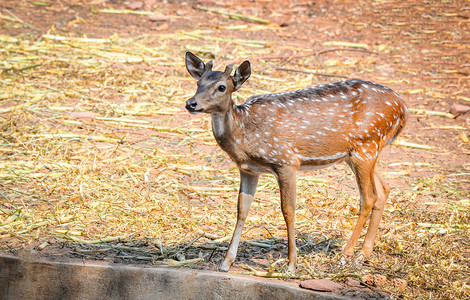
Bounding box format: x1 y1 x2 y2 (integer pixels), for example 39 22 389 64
300 279 342 292
362 274 387 286
126 1 143 10
374 275 387 286
449 103 470 117
345 277 362 288
391 278 408 292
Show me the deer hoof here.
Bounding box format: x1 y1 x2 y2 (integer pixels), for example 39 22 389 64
287 265 296 274
354 253 367 265
219 262 231 272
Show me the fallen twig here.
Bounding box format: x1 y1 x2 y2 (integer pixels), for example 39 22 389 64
323 41 368 49
317 48 377 56
5 9 40 31
392 139 433 150
409 108 455 119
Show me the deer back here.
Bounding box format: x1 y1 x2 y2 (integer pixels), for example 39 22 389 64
224 79 407 171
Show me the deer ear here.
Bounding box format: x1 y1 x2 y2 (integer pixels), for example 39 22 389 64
233 61 251 91
185 52 205 80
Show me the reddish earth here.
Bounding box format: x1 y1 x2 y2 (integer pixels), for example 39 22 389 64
2 0 468 181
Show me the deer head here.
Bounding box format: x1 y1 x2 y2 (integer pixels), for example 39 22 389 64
185 52 251 114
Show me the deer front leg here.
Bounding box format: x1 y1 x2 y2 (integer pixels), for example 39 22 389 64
276 166 298 272
219 170 259 272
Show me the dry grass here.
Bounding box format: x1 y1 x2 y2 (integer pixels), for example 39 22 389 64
1 6 469 299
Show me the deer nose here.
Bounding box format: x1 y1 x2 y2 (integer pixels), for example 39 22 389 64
185 98 200 112
186 98 197 108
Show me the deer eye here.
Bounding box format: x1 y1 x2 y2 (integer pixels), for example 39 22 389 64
218 85 226 92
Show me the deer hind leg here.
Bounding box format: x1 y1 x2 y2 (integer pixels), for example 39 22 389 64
276 166 298 272
360 170 390 257
220 170 259 272
343 155 378 257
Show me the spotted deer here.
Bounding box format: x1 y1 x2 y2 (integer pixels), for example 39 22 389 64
184 51 408 272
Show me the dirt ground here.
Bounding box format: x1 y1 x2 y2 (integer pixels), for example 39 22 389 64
1 0 469 299
3 0 469 183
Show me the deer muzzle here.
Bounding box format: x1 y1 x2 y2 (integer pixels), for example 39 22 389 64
185 97 203 114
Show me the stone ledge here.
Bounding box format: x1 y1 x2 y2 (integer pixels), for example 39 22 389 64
0 254 347 300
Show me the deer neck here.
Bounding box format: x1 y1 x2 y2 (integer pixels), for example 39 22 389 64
210 99 240 150
211 104 233 139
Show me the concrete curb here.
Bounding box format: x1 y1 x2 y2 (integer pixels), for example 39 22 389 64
0 255 347 300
